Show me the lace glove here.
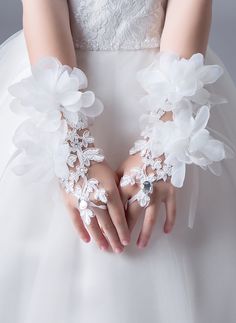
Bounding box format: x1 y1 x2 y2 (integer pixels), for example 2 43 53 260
9 57 108 226
120 52 231 209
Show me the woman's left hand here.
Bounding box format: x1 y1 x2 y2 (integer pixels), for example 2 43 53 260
117 153 177 248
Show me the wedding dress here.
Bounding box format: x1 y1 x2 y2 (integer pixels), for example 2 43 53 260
0 1 236 322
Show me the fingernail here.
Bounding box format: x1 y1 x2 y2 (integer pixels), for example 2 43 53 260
115 247 123 254
82 237 90 243
164 227 171 234
122 240 129 246
100 245 108 251
137 241 146 249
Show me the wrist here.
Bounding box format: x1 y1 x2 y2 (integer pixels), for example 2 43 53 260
9 56 108 225
120 51 228 209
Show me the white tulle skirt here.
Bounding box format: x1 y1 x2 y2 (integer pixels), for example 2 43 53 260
0 30 236 323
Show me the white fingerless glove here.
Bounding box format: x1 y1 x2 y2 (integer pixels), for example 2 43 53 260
9 57 107 225
120 52 230 208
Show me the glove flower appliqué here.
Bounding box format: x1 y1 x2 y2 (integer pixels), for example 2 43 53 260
9 57 107 225
136 52 225 113
121 52 230 210
9 57 103 131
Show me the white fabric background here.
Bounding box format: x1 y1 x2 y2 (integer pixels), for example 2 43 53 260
0 0 235 80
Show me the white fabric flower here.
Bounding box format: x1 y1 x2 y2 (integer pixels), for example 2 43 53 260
149 106 226 187
124 51 229 214
12 120 70 182
136 52 224 112
9 57 104 131
7 56 108 224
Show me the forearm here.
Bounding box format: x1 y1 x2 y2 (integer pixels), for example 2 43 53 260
121 0 226 197
22 0 76 66
159 0 212 122
160 0 212 57
10 1 107 225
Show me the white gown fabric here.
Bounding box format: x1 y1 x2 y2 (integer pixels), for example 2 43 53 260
0 1 236 323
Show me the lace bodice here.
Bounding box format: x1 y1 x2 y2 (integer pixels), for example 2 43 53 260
68 0 168 51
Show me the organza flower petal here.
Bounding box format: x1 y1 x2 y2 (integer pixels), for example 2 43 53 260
56 70 79 93
12 162 33 176
60 91 82 107
32 57 62 89
208 162 222 176
8 81 29 100
71 68 88 89
10 98 34 116
170 162 186 188
197 65 223 84
201 139 225 161
191 88 210 105
12 120 37 147
189 53 204 69
80 98 104 117
63 110 79 125
166 139 190 163
81 91 95 107
159 52 179 75
173 100 193 127
192 105 210 134
209 93 228 105
37 110 62 132
189 129 210 152
139 94 162 111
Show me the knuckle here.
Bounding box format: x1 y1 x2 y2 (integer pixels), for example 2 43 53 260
113 214 124 227
102 222 112 232
120 184 134 196
106 187 117 201
90 195 101 205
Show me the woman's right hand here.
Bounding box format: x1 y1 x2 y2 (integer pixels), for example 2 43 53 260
117 153 177 249
61 160 131 253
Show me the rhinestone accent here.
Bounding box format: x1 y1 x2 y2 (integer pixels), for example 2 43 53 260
142 181 152 194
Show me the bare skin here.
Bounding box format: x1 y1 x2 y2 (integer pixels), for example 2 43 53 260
22 0 130 253
22 0 213 251
117 0 212 248
117 154 177 248
62 161 130 253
